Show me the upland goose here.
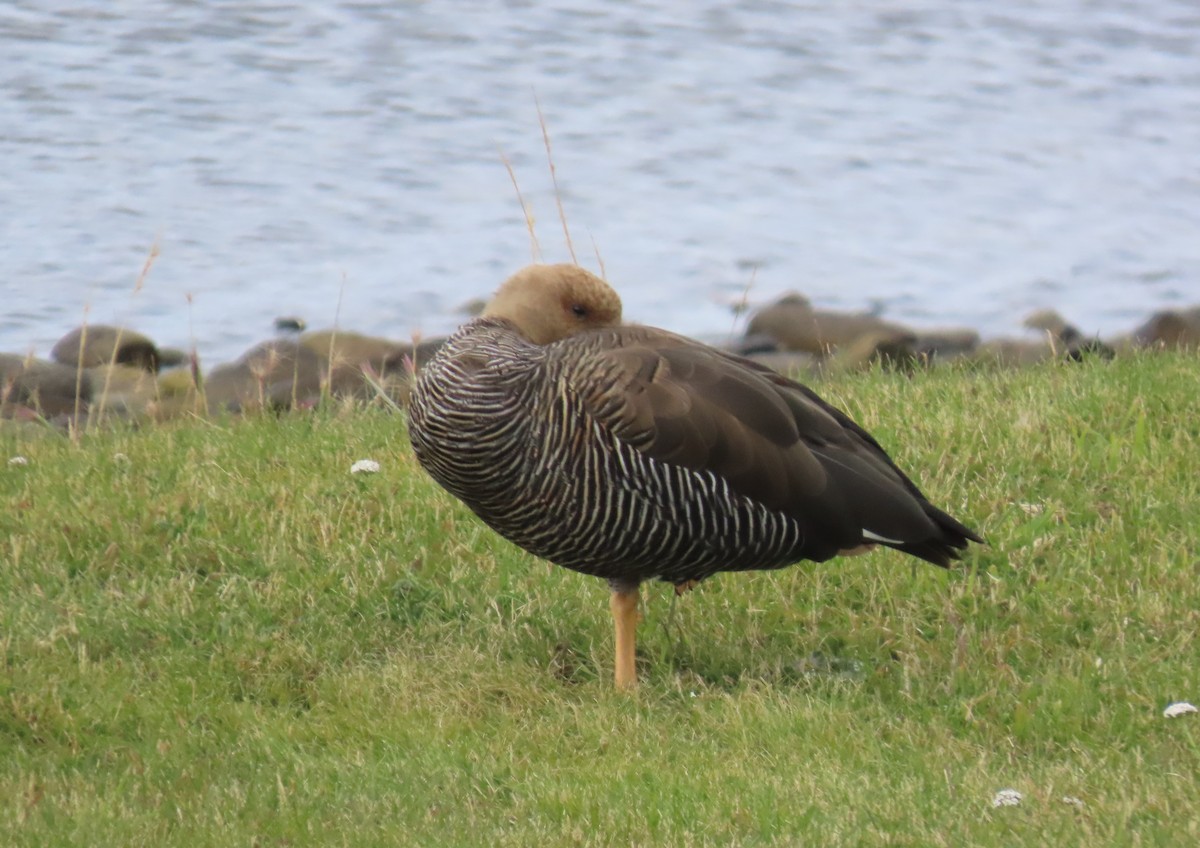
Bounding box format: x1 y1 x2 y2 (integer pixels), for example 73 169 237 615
408 264 981 689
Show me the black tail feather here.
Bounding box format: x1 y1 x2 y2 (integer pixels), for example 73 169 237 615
890 502 985 568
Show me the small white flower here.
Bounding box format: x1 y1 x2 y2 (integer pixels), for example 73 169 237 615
1163 702 1197 718
8 456 29 466
1061 796 1085 809
992 788 1023 808
350 459 381 475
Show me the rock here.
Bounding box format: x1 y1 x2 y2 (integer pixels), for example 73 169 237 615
51 325 165 372
1 353 90 418
85 364 159 418
827 328 920 373
197 330 450 415
157 368 199 398
911 328 980 361
1132 306 1200 349
972 338 1058 367
745 350 821 378
725 333 781 356
157 347 188 369
1023 308 1082 343
745 293 813 350
202 339 328 413
974 309 1113 367
299 330 412 374
974 336 1113 367
1066 337 1116 362
746 292 913 356
302 331 449 402
274 316 307 333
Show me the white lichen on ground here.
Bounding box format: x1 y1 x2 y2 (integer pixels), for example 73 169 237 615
992 789 1023 808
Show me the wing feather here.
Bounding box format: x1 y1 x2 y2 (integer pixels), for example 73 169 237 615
568 326 974 559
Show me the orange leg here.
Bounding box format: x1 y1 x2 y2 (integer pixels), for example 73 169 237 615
609 586 641 691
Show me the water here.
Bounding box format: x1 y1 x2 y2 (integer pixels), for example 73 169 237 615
2 0 1198 366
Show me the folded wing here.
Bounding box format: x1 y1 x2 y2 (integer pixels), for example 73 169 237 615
573 327 980 566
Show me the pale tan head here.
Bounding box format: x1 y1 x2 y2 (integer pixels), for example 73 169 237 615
482 264 623 344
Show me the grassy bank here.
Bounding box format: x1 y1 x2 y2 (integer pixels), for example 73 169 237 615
2 352 1197 846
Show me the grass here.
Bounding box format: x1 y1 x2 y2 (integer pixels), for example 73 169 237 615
1 352 1197 845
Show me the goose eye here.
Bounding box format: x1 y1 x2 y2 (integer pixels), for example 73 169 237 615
570 303 588 318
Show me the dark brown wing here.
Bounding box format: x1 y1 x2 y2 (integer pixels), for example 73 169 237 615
570 326 980 566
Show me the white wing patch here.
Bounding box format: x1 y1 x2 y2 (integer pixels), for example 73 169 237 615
863 529 905 545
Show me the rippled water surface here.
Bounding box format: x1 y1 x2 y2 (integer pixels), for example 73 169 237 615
2 0 1198 364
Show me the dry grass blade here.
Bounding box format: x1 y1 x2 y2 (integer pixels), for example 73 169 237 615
535 94 576 264
728 265 758 345
90 239 161 429
360 363 405 413
500 148 541 262
133 237 160 296
71 308 89 436
590 232 607 280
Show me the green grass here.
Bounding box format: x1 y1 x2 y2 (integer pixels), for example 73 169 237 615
2 352 1197 846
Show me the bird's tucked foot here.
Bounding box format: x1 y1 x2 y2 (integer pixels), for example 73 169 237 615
674 579 701 596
